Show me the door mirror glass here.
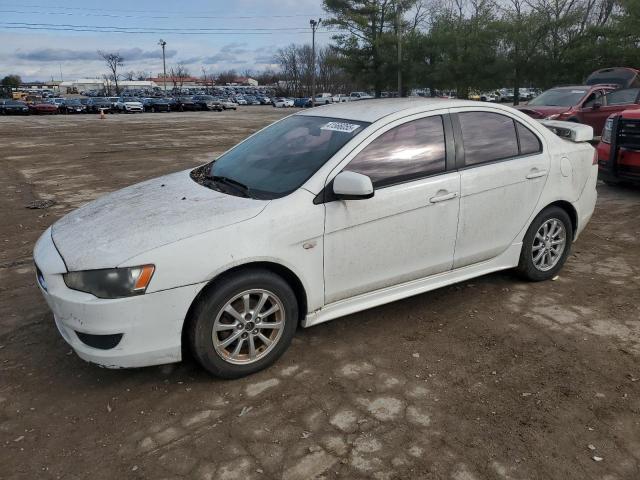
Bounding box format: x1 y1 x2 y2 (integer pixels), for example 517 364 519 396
333 171 374 200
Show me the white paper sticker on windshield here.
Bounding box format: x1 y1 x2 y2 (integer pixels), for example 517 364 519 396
321 121 362 133
571 90 586 94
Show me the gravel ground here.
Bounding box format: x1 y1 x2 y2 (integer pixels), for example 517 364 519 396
1 107 639 480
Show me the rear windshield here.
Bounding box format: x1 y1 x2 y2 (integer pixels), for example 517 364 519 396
528 88 587 107
205 115 369 199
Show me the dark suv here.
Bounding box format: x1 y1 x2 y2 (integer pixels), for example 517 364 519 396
87 98 112 113
0 99 30 114
192 95 223 111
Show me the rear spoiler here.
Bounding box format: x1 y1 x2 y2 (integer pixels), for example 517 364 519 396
538 120 594 142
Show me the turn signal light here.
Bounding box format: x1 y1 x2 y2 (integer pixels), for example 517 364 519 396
134 265 155 291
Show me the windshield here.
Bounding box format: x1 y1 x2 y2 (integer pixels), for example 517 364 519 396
206 115 369 199
528 88 587 107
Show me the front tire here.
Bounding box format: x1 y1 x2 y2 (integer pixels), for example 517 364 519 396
188 269 298 379
516 206 573 281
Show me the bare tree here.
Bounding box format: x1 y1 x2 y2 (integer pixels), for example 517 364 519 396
169 63 190 92
98 51 124 95
276 44 352 96
216 70 238 85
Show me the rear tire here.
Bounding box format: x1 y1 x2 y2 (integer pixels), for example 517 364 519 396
187 269 298 379
516 206 573 282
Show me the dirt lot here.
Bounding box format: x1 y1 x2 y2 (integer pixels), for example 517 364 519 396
1 108 639 480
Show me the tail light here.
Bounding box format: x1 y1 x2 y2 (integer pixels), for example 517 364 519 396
593 150 598 165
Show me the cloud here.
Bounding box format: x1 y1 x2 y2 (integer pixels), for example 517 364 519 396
201 42 251 64
15 47 177 62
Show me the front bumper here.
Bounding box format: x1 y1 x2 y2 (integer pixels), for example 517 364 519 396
34 228 205 368
597 141 640 184
124 105 143 112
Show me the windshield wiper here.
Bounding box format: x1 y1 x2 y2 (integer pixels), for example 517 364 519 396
206 175 253 198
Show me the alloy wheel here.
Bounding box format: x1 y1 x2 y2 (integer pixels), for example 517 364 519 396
532 218 566 272
212 289 285 365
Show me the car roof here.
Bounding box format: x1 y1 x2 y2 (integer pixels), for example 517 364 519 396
298 98 499 123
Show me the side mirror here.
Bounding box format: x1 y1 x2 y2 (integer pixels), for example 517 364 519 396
591 102 601 110
332 171 374 200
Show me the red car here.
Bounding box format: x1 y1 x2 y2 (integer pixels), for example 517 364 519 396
597 108 640 185
516 85 624 136
29 101 58 115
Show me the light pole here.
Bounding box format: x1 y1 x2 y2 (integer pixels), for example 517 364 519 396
309 18 321 107
158 39 167 93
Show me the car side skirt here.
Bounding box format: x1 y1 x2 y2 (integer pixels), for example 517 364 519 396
302 243 522 328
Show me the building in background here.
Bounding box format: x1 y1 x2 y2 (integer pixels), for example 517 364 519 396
59 79 158 94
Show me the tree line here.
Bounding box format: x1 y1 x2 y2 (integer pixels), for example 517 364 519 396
277 0 639 103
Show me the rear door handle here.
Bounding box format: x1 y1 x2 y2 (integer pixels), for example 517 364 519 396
429 191 458 203
526 169 548 179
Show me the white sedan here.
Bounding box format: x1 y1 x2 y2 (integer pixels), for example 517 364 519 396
273 97 294 108
34 99 597 378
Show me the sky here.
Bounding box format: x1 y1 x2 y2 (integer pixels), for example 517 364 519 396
0 0 330 81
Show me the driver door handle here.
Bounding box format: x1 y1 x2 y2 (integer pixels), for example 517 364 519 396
429 191 458 203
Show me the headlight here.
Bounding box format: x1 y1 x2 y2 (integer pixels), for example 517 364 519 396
602 117 613 143
545 113 561 120
63 265 155 299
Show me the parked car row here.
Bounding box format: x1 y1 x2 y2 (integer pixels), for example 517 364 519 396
0 95 241 115
274 92 377 109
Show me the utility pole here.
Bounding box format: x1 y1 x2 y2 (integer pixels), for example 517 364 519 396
309 18 321 107
158 39 167 93
396 1 402 97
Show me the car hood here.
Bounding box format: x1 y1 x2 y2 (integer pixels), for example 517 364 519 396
515 105 569 118
51 169 269 271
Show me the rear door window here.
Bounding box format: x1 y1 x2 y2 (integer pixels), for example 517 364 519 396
604 88 640 105
516 122 542 155
459 112 519 165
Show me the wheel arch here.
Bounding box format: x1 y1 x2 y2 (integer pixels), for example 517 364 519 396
181 261 309 351
544 200 578 239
